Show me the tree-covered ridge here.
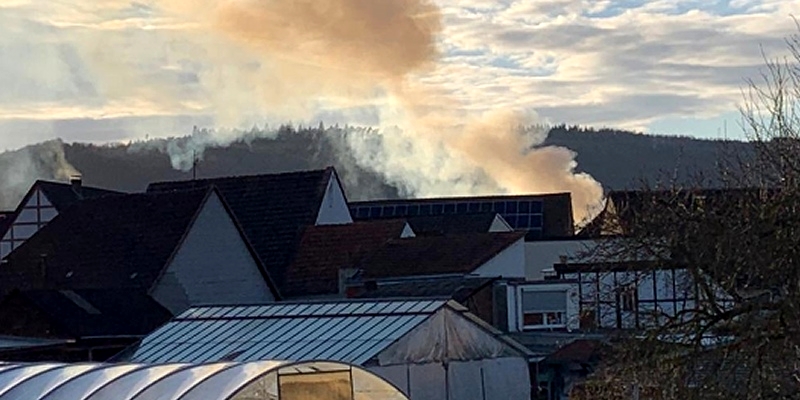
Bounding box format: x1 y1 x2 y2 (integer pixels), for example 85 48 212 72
0 124 752 211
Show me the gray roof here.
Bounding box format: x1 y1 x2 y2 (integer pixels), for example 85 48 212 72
128 299 449 365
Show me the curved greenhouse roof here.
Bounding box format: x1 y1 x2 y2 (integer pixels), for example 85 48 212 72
0 360 407 400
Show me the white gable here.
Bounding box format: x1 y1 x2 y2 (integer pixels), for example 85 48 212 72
401 223 415 238
152 192 275 314
376 307 521 366
315 171 353 226
471 237 526 278
489 214 513 232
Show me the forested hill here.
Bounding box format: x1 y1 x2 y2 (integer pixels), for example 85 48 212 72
0 124 753 210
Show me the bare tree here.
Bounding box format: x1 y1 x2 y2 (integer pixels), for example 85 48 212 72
578 27 800 400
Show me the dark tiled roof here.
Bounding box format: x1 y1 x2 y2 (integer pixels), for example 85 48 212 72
0 180 122 239
284 220 409 297
357 232 525 279
405 213 501 236
353 276 497 303
0 189 211 295
147 168 334 293
2 288 172 338
36 180 123 211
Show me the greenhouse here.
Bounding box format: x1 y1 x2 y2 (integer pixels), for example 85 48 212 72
0 360 407 400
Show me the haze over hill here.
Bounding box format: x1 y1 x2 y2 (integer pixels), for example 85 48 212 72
0 124 752 215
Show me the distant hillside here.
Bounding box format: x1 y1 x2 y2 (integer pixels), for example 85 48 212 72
0 125 754 210
545 125 753 190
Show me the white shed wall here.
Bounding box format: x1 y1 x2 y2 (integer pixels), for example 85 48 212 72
369 358 530 400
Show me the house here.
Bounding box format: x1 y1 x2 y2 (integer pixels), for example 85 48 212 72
121 299 533 400
0 177 121 259
0 187 279 315
0 359 408 400
283 219 414 299
0 288 172 362
553 261 698 330
146 167 352 297
354 231 527 280
350 192 575 240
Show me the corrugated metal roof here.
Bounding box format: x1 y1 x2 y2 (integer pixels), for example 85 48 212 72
130 300 448 365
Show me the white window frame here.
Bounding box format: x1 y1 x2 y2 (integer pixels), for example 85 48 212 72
518 286 569 330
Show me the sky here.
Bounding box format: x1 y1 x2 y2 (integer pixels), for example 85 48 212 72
0 0 798 152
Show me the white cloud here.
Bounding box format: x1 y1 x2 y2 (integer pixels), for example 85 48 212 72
0 0 799 151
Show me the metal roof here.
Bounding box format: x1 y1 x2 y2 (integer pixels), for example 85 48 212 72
0 360 407 400
129 299 449 365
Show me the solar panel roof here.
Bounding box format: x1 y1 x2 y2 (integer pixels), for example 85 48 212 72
129 300 448 365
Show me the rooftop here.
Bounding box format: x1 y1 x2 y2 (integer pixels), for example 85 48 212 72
0 189 212 295
147 168 335 294
284 219 410 297
356 231 525 279
128 299 450 365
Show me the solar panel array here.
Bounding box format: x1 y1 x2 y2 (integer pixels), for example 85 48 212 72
130 300 447 365
350 198 545 237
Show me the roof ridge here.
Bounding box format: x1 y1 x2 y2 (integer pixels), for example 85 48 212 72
351 192 572 205
147 168 331 188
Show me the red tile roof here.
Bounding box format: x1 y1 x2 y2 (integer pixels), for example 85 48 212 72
357 231 526 279
545 339 604 365
284 219 409 297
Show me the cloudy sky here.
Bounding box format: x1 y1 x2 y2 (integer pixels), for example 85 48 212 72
0 0 798 152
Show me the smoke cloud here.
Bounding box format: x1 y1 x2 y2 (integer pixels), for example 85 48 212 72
2 0 603 224
149 0 604 223
0 140 81 210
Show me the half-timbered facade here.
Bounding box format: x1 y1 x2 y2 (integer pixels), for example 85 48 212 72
554 263 699 330
0 178 121 259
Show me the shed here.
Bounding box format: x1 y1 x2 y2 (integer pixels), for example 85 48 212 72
123 299 532 400
0 360 406 399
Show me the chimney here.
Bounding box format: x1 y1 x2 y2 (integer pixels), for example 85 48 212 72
70 174 83 196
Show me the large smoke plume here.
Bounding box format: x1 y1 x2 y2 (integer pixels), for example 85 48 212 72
148 0 604 223
1 0 603 224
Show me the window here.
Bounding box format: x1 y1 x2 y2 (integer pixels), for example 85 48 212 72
620 285 637 311
521 289 568 329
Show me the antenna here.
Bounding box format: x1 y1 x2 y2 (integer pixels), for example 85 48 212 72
192 150 198 180
724 120 728 140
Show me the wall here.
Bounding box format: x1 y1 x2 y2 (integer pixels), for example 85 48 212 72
1 188 58 259
152 192 275 314
0 295 60 339
561 268 697 330
315 173 354 226
369 358 530 400
524 239 596 280
473 239 526 278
